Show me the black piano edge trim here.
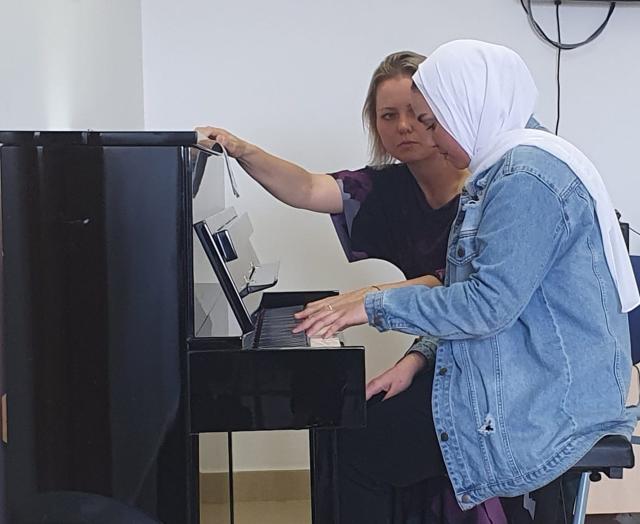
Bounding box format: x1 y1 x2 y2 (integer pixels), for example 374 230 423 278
0 131 198 147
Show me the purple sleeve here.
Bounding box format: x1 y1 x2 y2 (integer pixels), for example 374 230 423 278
328 168 375 262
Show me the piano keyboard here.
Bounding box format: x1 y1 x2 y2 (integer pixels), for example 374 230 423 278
255 305 341 348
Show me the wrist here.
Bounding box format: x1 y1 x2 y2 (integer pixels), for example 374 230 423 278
238 142 259 162
401 352 427 372
424 275 442 287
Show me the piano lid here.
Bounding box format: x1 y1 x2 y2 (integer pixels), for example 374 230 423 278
0 130 197 147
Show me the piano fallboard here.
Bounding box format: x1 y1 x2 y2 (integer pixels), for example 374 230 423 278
189 344 365 433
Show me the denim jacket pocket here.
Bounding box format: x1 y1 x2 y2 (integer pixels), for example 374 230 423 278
448 234 478 266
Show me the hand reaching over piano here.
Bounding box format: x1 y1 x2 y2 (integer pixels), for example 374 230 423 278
196 126 249 158
292 290 369 338
195 126 343 213
365 353 426 401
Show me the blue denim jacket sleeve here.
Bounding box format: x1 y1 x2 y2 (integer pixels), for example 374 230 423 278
365 171 568 339
405 336 439 370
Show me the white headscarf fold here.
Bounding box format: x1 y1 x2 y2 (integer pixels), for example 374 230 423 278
413 39 639 313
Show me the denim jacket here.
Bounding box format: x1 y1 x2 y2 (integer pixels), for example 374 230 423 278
365 144 638 509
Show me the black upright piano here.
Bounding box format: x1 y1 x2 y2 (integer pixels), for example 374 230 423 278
0 131 365 523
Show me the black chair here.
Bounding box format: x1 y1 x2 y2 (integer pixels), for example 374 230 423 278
569 255 640 524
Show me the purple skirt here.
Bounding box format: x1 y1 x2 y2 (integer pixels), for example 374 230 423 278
392 476 527 524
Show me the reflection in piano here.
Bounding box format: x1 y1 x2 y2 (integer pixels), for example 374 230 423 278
0 131 365 524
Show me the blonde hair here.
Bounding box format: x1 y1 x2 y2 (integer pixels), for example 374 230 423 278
362 51 426 166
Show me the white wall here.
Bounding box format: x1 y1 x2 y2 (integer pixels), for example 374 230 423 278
0 0 144 130
140 0 640 471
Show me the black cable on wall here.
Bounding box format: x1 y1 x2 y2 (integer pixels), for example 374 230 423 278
554 2 562 134
520 1 640 241
520 0 616 50
520 0 617 134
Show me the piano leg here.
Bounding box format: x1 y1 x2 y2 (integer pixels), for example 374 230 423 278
228 432 235 524
309 429 340 524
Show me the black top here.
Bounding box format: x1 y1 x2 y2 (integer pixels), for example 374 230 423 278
330 163 459 280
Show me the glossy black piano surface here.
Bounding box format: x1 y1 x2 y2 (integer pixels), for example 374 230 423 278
0 131 365 524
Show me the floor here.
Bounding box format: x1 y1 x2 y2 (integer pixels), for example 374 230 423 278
587 516 640 524
201 501 640 524
201 500 311 524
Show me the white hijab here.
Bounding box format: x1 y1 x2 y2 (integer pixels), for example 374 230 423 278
413 39 639 313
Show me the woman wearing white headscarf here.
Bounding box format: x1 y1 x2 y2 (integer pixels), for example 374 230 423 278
295 39 640 511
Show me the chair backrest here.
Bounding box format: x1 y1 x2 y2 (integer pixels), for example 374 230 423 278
629 256 640 365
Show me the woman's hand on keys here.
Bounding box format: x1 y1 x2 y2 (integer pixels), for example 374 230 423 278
293 287 375 338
